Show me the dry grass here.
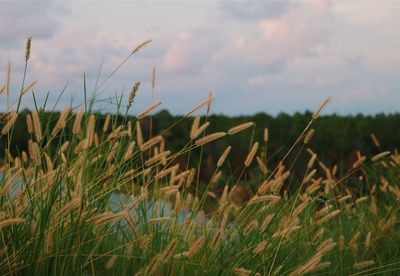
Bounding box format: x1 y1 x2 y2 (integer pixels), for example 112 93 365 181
0 38 399 276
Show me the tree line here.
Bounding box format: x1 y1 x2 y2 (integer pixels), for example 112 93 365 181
1 109 399 184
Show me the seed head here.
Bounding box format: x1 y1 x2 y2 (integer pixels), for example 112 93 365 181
128 81 140 109
25 36 32 61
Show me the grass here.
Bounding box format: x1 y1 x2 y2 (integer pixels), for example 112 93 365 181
0 38 399 275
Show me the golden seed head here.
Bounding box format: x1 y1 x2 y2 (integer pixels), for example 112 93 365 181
312 97 332 120
244 142 259 167
137 101 162 120
31 111 43 142
127 81 140 109
307 153 317 169
0 218 25 229
190 116 201 139
22 80 37 95
353 156 366 169
51 106 71 137
217 146 231 167
370 133 380 147
6 63 11 96
263 128 269 142
106 255 118 270
25 36 32 61
26 114 33 134
1 112 18 135
352 260 375 269
188 236 205 257
152 66 156 89
132 39 153 54
195 132 226 146
304 129 315 144
192 122 210 139
207 91 213 114
256 156 268 174
371 151 391 162
72 107 84 135
227 122 254 135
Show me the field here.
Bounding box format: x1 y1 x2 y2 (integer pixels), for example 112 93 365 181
1 39 400 275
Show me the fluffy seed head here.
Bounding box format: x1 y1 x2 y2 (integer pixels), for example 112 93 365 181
137 102 162 120
312 97 331 120
244 142 259 167
190 116 201 139
353 156 366 168
26 114 33 134
106 255 117 270
263 128 269 142
217 146 231 167
86 115 96 147
353 260 375 269
315 210 341 225
152 66 156 89
256 156 268 174
1 112 18 135
124 141 136 161
195 132 226 146
253 240 268 255
188 237 205 257
51 106 71 137
370 133 380 147
132 39 153 54
307 154 317 169
371 151 391 162
6 63 11 96
304 129 315 144
31 111 42 141
193 122 210 139
127 81 140 109
136 121 143 146
25 36 32 61
140 135 162 152
227 122 254 135
0 218 25 229
72 107 84 135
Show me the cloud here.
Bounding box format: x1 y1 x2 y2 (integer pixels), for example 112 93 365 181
161 29 224 75
343 54 364 70
0 1 66 49
220 0 291 20
340 84 386 104
1 1 398 115
150 2 334 115
209 6 331 90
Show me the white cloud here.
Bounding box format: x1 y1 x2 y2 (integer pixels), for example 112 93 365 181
220 1 291 20
0 1 65 48
340 84 386 104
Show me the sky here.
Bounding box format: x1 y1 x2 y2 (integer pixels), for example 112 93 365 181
0 0 399 116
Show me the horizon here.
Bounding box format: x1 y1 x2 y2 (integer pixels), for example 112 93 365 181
13 105 400 118
1 1 399 116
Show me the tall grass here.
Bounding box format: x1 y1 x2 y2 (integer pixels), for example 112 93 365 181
0 38 399 275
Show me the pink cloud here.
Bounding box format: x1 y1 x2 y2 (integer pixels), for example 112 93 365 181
162 32 191 73
341 84 386 104
248 74 277 87
212 5 331 75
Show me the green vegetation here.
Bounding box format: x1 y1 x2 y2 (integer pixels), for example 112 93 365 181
2 109 400 186
0 39 399 275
